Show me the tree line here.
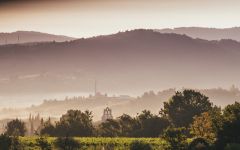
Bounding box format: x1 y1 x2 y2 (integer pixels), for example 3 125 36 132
2 89 240 150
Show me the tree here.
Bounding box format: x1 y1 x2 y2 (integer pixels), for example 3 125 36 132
190 112 215 142
98 110 169 137
40 118 56 136
216 102 240 149
5 119 26 137
98 119 121 137
57 110 94 137
160 90 213 127
135 110 170 137
118 114 137 137
42 110 94 137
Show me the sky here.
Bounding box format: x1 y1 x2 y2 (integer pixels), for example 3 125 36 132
1 0 240 37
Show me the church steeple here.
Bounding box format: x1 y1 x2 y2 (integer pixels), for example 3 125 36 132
101 107 113 122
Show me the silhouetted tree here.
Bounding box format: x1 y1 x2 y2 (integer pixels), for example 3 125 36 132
55 110 94 137
5 119 26 137
216 102 240 149
99 119 121 137
134 110 170 137
118 114 138 137
40 118 56 136
41 110 94 137
160 90 213 127
98 110 169 137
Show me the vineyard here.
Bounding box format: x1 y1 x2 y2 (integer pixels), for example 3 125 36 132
20 137 168 150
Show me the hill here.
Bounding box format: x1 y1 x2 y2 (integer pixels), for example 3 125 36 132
157 27 240 41
0 31 76 45
0 29 240 98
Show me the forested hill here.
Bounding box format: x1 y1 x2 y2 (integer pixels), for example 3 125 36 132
0 29 240 96
0 31 75 45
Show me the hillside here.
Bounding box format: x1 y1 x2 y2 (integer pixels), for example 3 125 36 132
0 31 76 45
0 29 240 97
157 27 240 41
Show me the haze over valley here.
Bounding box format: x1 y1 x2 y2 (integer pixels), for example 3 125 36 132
0 29 239 121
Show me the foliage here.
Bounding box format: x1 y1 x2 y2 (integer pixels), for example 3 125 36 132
5 119 27 137
160 90 213 127
36 136 52 150
99 119 121 137
40 118 56 136
10 137 22 150
190 112 215 142
162 127 187 150
54 137 80 150
134 110 170 137
130 140 152 150
41 110 94 137
0 134 22 150
0 134 12 150
215 102 240 149
208 106 223 135
98 110 169 137
188 138 210 150
118 114 138 137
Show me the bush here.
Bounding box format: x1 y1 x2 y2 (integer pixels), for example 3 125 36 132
10 137 22 150
5 119 27 137
0 134 22 150
54 137 80 150
188 138 210 150
36 136 51 150
0 134 12 149
130 140 152 150
162 127 187 150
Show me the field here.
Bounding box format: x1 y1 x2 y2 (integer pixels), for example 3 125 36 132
20 137 168 150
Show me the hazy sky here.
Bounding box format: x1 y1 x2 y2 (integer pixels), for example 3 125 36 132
1 0 240 37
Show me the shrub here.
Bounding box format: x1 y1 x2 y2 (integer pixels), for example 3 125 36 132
54 137 80 150
0 134 12 150
130 140 152 150
36 136 51 150
162 127 187 150
5 119 27 137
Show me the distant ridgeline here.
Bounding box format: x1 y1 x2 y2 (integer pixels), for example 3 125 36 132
0 31 75 45
0 87 238 122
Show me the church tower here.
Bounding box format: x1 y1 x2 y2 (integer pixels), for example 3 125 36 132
101 107 113 122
